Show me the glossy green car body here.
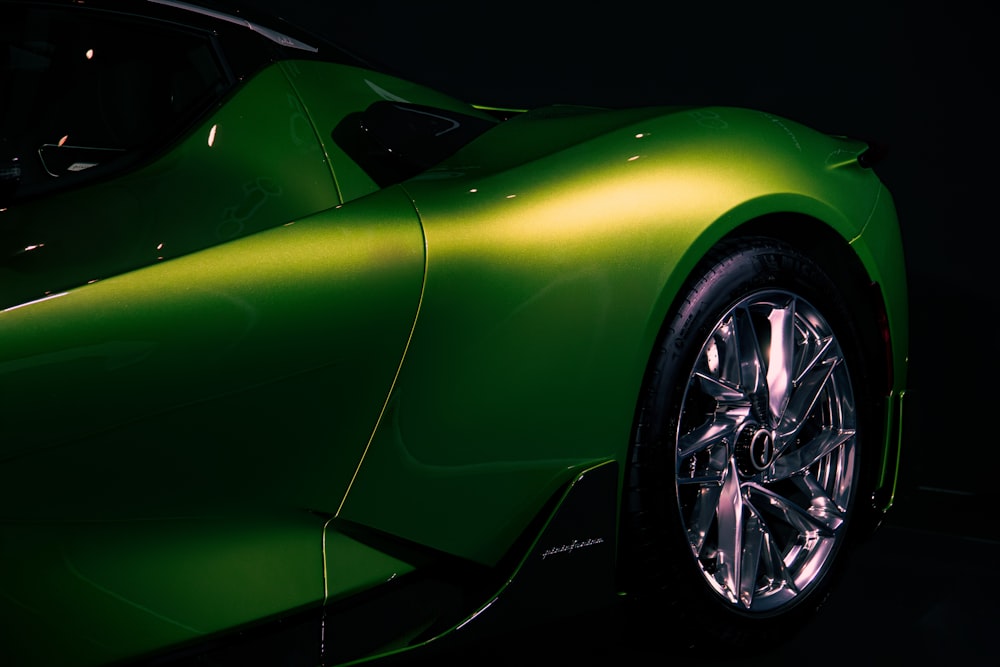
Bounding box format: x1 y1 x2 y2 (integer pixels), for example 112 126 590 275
0 1 908 665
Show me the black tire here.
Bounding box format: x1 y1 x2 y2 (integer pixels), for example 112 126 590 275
622 236 875 649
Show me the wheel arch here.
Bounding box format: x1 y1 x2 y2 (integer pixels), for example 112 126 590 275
620 211 898 584
719 213 900 517
616 215 898 643
643 209 894 421
724 212 893 392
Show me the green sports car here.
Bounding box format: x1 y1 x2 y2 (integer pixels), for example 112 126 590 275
0 1 909 665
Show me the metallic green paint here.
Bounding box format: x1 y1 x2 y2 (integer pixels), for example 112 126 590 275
1 188 425 664
1 512 327 665
340 105 908 564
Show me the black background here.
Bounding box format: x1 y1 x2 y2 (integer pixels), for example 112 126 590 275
262 1 993 515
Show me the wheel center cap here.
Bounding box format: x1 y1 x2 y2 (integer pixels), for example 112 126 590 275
749 429 775 469
737 425 776 474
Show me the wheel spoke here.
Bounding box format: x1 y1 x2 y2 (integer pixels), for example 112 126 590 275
677 418 733 554
677 417 739 459
763 298 797 426
749 480 843 537
772 427 855 479
714 458 745 604
776 336 840 442
693 369 746 403
794 472 848 533
735 509 766 608
683 481 723 554
732 307 767 402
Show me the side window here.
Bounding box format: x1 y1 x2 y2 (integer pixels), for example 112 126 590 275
0 5 229 201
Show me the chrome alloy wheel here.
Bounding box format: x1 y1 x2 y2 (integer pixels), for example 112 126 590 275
674 289 857 613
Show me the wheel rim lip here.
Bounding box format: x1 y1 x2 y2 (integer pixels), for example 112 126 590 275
673 288 857 614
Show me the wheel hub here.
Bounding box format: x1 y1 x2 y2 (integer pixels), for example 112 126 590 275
736 424 775 476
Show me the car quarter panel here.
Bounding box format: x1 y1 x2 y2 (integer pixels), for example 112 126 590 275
340 106 902 566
